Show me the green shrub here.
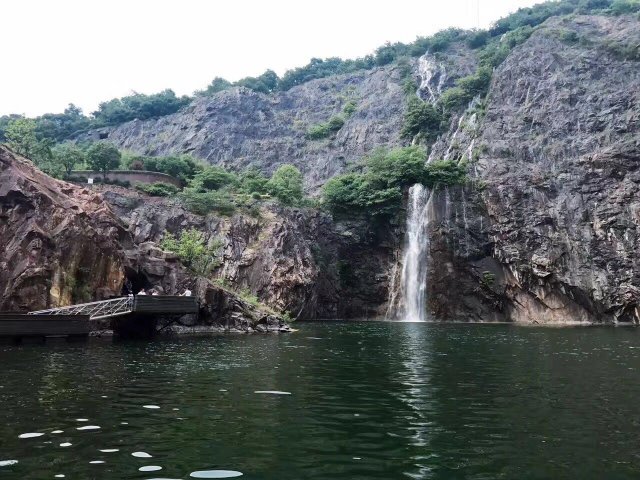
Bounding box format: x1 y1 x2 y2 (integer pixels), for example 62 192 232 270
178 188 236 216
366 146 429 188
609 0 640 14
401 96 444 140
343 100 358 117
306 115 345 140
327 115 345 131
266 164 304 206
86 142 121 176
424 160 468 186
467 30 490 49
306 123 331 139
557 29 579 44
239 168 269 194
438 66 493 112
135 182 179 197
190 166 238 191
160 228 222 274
93 89 190 126
322 147 467 218
478 26 534 68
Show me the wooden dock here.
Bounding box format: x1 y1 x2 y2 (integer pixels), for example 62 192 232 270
0 314 91 339
133 296 199 314
0 296 199 340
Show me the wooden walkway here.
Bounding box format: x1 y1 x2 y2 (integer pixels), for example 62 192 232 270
0 314 91 337
1 296 199 339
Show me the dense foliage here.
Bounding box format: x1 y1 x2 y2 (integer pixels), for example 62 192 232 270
306 115 345 140
135 182 179 197
121 152 202 181
160 228 222 274
51 143 85 176
401 97 445 141
86 142 121 176
93 90 190 127
323 147 467 217
266 164 304 206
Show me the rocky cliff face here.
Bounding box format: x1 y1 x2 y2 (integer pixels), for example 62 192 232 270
420 15 640 323
101 186 396 320
11 14 640 325
80 65 408 191
0 146 127 311
0 146 286 331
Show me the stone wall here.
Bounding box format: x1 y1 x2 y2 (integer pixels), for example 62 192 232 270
71 170 182 187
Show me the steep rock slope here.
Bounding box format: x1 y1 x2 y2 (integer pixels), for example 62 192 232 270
82 65 408 190
71 14 640 324
422 15 640 323
0 146 127 310
102 187 395 319
0 147 286 331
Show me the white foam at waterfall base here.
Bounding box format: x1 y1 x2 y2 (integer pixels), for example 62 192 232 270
393 184 432 322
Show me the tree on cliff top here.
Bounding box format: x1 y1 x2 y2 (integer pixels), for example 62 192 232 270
86 142 121 178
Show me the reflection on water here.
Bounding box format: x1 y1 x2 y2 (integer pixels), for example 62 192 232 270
1 323 640 479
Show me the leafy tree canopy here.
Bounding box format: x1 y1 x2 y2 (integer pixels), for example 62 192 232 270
52 143 86 176
86 142 121 175
323 147 467 218
266 164 304 206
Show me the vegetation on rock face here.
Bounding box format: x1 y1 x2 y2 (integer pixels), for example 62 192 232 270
0 0 630 145
4 118 50 160
120 152 203 181
306 115 346 139
401 97 445 141
179 189 237 216
160 228 222 275
135 182 179 197
438 66 493 112
266 164 304 206
93 90 190 127
323 146 467 217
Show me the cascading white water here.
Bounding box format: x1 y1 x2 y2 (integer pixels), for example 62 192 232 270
396 184 432 322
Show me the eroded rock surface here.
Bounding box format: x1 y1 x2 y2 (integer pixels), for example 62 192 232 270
421 15 640 323
0 148 287 331
78 65 408 191
0 146 127 311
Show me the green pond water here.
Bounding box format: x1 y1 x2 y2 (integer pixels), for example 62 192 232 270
1 321 640 479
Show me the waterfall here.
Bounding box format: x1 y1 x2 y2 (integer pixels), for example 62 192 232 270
389 184 432 322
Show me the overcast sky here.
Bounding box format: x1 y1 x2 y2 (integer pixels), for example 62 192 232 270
1 0 541 117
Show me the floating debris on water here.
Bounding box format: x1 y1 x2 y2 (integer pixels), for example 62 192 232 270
143 405 160 409
60 443 72 447
254 391 291 395
132 452 152 458
139 465 163 472
0 460 18 467
51 430 64 434
99 449 119 453
190 470 243 478
76 425 100 431
19 432 44 439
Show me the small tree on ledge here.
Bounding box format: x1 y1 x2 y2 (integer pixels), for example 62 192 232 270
86 142 121 180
